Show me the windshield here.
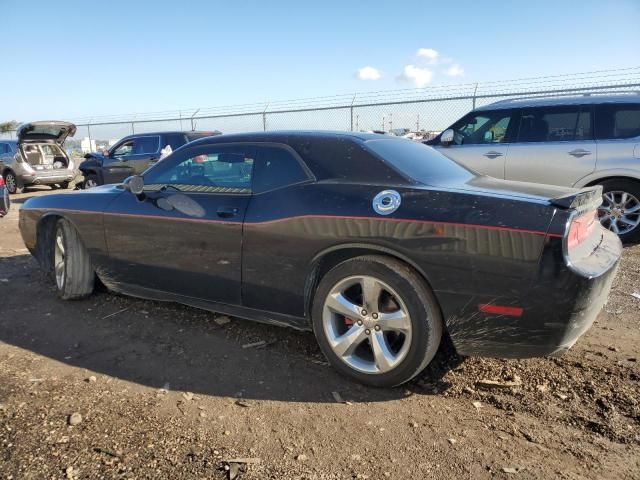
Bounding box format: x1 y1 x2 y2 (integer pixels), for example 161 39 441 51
364 138 475 185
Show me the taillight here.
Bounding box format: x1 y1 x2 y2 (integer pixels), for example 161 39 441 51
566 209 598 250
0 176 4 187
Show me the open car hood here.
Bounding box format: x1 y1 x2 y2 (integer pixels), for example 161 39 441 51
17 121 77 145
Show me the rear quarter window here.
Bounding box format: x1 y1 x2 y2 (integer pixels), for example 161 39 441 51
364 138 475 185
595 104 640 140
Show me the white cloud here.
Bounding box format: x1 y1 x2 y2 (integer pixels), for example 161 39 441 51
398 65 433 88
444 65 465 77
356 66 381 81
416 48 439 63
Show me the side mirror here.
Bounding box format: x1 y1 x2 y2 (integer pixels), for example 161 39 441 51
124 175 145 195
440 129 454 146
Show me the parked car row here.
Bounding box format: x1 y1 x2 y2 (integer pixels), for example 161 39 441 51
426 93 640 242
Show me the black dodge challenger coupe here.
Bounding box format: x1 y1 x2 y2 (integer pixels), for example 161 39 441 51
19 131 621 387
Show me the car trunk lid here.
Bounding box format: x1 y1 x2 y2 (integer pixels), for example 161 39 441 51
17 121 76 145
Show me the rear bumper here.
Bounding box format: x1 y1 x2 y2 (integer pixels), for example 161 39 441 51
20 170 75 185
441 228 622 358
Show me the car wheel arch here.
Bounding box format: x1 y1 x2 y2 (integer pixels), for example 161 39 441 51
303 243 439 322
583 175 640 189
36 214 88 274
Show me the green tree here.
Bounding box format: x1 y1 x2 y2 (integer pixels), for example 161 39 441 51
0 121 19 133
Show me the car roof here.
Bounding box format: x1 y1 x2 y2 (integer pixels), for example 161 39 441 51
118 130 221 140
186 130 392 146
476 93 640 111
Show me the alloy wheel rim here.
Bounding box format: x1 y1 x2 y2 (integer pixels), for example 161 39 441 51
322 275 412 375
54 228 66 290
5 174 16 193
598 191 640 235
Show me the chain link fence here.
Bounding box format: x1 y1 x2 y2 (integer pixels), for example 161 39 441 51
2 67 640 146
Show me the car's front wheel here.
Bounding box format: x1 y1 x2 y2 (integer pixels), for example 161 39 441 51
312 255 442 387
53 219 95 300
83 174 99 189
3 171 23 194
597 179 640 244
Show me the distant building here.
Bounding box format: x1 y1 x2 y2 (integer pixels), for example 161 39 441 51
80 137 97 154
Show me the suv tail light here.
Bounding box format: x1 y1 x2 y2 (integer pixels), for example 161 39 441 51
0 176 4 187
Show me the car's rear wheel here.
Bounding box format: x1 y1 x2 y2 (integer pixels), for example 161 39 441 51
52 181 71 190
3 171 23 194
53 219 95 300
312 255 442 387
597 179 640 244
83 175 99 189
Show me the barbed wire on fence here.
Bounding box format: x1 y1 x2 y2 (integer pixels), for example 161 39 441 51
1 67 639 143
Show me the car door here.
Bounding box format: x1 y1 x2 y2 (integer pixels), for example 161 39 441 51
434 109 516 178
102 138 135 184
102 143 256 304
0 143 8 171
504 105 596 186
102 135 161 184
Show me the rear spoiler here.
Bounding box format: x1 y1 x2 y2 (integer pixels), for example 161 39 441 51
550 186 602 212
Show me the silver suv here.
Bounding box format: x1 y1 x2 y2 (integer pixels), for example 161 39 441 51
427 94 640 242
0 121 77 194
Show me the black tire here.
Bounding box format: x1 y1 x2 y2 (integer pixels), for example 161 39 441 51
53 219 95 300
597 179 640 244
51 181 70 190
3 171 23 194
83 174 99 189
311 255 443 387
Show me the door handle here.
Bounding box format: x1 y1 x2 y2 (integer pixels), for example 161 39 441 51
217 206 239 218
483 151 503 159
568 149 592 158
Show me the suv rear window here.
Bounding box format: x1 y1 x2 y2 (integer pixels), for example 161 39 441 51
595 104 640 140
365 138 474 184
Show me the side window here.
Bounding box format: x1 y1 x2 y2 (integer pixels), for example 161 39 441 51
517 107 591 143
0 144 7 155
450 111 513 145
253 146 310 193
144 145 255 191
112 140 134 157
166 134 187 150
132 136 160 155
595 104 640 140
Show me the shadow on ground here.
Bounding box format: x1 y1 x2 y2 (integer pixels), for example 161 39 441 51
0 255 463 404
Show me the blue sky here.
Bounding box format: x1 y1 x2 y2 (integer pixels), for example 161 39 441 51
1 0 639 121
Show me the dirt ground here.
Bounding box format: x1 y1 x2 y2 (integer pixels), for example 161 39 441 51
1 187 639 480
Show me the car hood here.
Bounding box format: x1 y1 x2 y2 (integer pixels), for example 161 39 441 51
17 121 77 145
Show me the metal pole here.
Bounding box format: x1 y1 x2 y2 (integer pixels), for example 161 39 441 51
131 122 135 134
472 83 479 109
262 103 269 131
350 94 356 131
382 116 385 131
416 113 420 132
190 109 200 131
389 113 393 133
356 114 359 131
